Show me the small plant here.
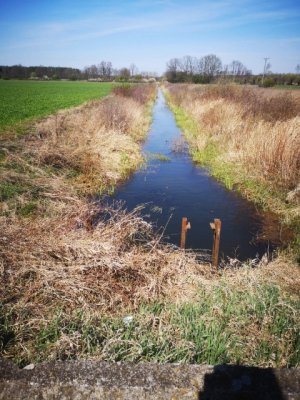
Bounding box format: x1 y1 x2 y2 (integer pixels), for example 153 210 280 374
0 182 24 201
150 205 163 213
150 153 171 162
17 201 38 216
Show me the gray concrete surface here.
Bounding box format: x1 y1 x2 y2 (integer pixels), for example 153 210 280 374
0 358 299 399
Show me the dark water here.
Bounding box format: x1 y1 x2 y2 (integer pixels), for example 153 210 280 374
108 89 289 261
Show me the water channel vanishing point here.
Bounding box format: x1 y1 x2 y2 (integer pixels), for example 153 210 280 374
107 88 290 262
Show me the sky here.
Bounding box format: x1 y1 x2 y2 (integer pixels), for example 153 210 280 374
0 0 299 74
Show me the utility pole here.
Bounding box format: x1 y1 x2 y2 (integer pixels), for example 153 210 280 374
262 57 270 86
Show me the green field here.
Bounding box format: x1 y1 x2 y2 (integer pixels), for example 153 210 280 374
0 80 113 131
274 84 300 90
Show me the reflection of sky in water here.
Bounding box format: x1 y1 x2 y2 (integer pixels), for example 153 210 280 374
105 89 288 261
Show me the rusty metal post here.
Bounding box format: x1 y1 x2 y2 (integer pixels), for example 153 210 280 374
180 217 191 249
210 218 222 268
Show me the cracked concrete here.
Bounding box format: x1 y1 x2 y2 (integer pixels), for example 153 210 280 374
0 359 299 399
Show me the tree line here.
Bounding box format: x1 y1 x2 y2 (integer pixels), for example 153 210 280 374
0 62 157 81
0 65 82 80
1 58 299 86
165 54 300 86
165 54 251 83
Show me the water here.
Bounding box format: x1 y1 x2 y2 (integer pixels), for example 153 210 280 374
108 89 290 261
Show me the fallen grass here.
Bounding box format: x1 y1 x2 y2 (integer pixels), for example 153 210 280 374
165 84 300 237
0 82 299 368
1 228 299 367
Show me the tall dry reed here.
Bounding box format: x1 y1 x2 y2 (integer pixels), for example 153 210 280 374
166 83 300 191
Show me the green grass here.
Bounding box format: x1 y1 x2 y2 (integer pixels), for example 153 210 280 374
274 85 300 90
0 80 113 131
0 181 25 201
2 277 299 367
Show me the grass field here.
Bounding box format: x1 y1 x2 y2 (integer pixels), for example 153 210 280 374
275 84 300 90
0 80 113 131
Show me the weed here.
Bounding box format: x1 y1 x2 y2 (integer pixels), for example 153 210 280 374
17 201 38 216
2 270 299 366
150 205 163 213
149 153 171 162
0 182 24 201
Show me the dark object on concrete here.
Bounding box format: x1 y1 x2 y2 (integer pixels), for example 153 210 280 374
0 359 299 399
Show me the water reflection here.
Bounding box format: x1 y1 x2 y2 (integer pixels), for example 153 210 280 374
106 89 291 261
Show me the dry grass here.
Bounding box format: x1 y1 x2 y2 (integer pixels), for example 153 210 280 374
165 82 300 238
32 92 154 193
0 203 210 315
1 206 299 366
166 83 300 191
0 84 159 312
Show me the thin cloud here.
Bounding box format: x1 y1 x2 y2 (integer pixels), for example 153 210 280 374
1 0 299 73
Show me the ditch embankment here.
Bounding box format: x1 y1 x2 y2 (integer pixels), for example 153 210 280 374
165 83 300 248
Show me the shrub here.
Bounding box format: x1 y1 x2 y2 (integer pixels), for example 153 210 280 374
261 77 275 88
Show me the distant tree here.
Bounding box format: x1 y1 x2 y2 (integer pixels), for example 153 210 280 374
229 60 248 76
179 55 196 74
165 58 181 82
106 62 112 79
199 54 222 79
89 64 98 79
129 63 138 76
119 67 130 81
97 61 113 79
296 64 300 74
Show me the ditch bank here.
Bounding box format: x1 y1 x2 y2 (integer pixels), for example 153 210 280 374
164 83 300 249
1 359 299 400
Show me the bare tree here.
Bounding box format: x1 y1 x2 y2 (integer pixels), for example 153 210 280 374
166 58 181 81
97 61 113 79
119 67 130 80
199 54 222 77
229 60 249 76
84 64 98 79
129 63 138 77
180 55 197 75
106 62 112 79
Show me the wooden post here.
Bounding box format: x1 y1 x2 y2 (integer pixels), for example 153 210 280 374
180 217 191 249
210 218 222 268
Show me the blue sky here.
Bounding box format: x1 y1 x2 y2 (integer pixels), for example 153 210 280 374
0 0 299 74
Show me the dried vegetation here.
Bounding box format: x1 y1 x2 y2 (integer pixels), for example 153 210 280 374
166 83 300 229
0 83 299 367
166 83 300 189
